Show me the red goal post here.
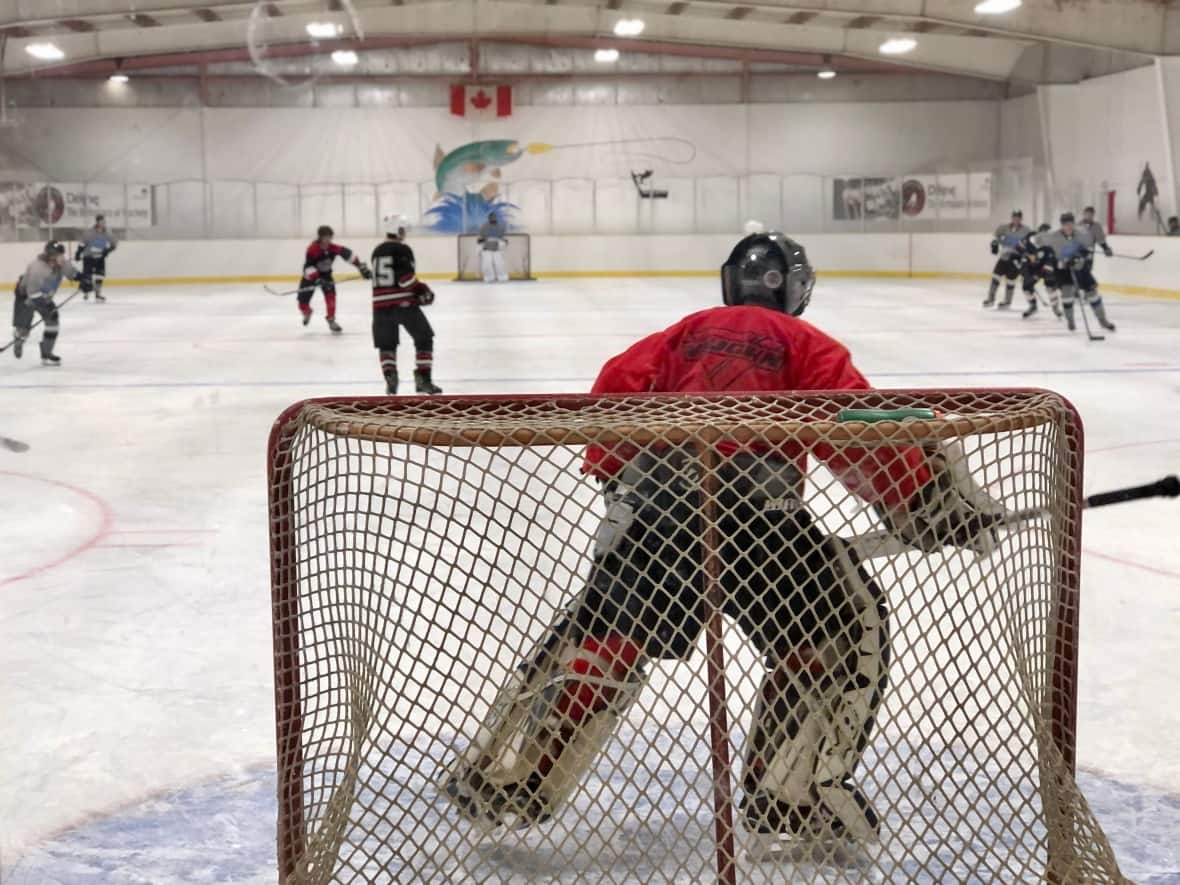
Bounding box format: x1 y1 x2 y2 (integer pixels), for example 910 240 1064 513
454 232 536 281
267 389 1127 885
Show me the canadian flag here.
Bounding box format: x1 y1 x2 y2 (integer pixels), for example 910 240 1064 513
450 84 512 120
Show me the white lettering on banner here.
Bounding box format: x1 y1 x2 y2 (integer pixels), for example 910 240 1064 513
5 182 154 229
902 173 992 221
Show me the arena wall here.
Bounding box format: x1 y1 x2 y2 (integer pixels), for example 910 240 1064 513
2 234 1177 299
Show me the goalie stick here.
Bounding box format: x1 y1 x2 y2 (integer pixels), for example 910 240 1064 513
847 474 1179 561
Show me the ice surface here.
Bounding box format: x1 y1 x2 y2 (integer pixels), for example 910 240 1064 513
1 275 1178 882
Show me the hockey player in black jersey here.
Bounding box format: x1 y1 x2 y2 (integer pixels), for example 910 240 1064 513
1019 224 1062 320
370 215 441 395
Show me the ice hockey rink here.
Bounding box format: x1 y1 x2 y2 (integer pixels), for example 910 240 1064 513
0 274 1178 883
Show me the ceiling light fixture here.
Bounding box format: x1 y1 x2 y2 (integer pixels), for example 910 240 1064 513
817 54 836 79
594 48 620 63
109 73 130 84
878 36 917 55
25 43 65 62
974 0 1022 13
306 21 343 38
331 50 359 67
613 19 645 37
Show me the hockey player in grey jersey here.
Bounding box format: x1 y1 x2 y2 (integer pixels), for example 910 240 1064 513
984 210 1032 308
1041 213 1116 333
11 241 89 365
1080 206 1114 259
74 214 116 302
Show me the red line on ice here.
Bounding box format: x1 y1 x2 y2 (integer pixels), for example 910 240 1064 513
0 471 115 588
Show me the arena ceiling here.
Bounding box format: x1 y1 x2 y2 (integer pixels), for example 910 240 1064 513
0 0 1173 86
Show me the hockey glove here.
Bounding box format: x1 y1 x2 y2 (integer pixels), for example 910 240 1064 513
990 241 999 255
103 244 116 257
416 284 435 305
875 457 1003 554
1102 243 1113 258
359 263 373 280
74 245 84 262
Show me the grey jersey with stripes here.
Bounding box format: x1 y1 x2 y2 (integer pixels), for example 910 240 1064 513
79 227 117 259
1079 220 1108 250
992 223 1032 259
20 256 81 299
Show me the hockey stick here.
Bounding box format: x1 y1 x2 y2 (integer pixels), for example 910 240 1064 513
263 274 365 297
848 474 1179 561
1 435 30 453
0 288 83 354
1068 266 1104 342
1107 250 1154 261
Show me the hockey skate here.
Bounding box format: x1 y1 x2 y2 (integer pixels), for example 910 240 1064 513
385 369 398 396
741 784 878 841
442 766 551 830
94 291 106 303
1022 301 1037 319
301 311 312 327
41 354 61 366
414 369 442 395
742 784 879 868
12 337 23 359
326 317 343 334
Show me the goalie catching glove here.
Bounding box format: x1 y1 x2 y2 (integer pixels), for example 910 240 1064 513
875 441 1006 554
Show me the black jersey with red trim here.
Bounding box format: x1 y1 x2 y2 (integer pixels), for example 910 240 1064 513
302 241 358 281
370 240 431 309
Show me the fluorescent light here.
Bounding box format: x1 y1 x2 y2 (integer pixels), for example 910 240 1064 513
109 73 129 84
306 21 343 39
331 50 359 67
594 48 620 63
974 0 1021 13
26 43 65 62
817 68 837 80
613 19 645 37
878 37 917 55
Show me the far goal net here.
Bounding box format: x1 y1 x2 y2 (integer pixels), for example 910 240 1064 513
268 390 1127 884
455 232 535 281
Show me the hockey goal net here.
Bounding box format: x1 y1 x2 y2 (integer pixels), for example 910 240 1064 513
455 232 535 281
268 390 1127 885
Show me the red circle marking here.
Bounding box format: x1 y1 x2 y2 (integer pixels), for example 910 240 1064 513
0 471 115 588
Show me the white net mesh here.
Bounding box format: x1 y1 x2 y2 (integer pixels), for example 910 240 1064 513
268 390 1127 884
455 234 534 281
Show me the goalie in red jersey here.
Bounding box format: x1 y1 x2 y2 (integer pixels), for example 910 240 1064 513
442 232 1004 846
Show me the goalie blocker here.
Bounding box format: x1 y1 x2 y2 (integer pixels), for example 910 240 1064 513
441 231 1004 844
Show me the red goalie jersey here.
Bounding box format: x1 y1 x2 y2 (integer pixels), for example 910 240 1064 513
584 305 932 507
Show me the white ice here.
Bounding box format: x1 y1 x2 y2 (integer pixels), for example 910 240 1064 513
1 275 1178 883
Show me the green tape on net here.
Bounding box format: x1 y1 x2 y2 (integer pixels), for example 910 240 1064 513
836 408 937 424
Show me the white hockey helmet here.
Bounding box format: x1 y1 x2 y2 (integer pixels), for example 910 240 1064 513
383 214 411 238
743 219 766 235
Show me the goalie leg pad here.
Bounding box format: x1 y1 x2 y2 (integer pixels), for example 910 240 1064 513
442 634 646 829
741 541 888 842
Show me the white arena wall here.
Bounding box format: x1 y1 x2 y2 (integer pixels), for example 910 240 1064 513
2 234 1179 298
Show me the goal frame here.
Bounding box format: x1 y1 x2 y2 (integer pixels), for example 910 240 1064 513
453 232 536 281
268 388 1086 885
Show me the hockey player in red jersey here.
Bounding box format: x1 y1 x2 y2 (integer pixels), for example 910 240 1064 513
297 225 371 334
442 231 1004 847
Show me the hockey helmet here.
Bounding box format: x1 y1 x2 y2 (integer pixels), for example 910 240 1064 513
721 231 815 316
43 240 66 257
1011 209 1023 218
1060 212 1075 225
383 214 411 238
1037 223 1051 233
316 224 334 239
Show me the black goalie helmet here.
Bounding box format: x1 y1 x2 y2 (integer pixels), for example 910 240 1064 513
721 231 815 316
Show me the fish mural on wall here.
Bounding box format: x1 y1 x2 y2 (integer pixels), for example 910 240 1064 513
425 137 698 233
